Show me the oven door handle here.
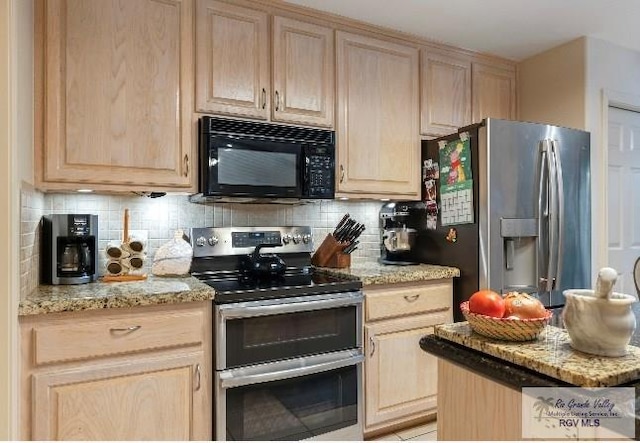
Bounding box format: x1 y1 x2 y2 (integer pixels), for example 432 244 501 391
218 291 364 319
219 350 364 389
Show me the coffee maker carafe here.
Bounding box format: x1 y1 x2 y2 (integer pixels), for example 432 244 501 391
379 202 423 265
42 214 98 284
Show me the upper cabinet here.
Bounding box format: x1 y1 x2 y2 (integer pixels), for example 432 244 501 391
38 0 194 192
195 0 269 119
420 48 472 136
336 31 420 199
471 62 517 122
272 16 334 127
196 1 335 128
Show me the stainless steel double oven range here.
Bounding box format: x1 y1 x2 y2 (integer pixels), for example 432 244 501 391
190 226 364 441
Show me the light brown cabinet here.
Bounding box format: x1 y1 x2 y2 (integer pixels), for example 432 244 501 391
195 0 269 119
472 62 517 122
20 302 212 440
38 0 195 192
363 280 453 435
336 31 420 199
272 16 334 127
196 1 334 128
420 48 472 136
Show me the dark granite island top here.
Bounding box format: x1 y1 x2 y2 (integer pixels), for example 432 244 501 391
420 305 640 439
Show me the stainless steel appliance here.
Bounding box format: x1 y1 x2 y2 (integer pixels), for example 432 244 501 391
379 201 423 265
189 226 364 441
41 214 98 285
418 119 591 321
199 117 335 200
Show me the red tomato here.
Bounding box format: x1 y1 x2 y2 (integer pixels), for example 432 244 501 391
468 289 505 318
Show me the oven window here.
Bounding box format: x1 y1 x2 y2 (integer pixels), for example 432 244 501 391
226 365 358 441
218 148 297 187
226 306 357 368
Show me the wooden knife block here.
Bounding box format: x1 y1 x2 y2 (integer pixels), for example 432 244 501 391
311 234 351 268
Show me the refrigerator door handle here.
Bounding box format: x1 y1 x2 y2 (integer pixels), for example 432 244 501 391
551 140 564 289
547 140 560 292
537 140 553 293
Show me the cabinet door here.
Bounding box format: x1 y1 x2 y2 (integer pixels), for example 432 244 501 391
336 32 420 199
32 352 207 440
472 62 517 122
421 49 471 136
364 313 448 429
272 16 334 128
195 0 269 119
42 0 194 190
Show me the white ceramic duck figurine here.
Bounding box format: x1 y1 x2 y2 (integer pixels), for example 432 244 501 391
562 267 637 357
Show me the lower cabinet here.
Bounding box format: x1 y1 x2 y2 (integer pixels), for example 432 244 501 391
363 280 453 435
20 302 212 441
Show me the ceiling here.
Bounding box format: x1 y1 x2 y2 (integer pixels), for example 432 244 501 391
285 0 640 61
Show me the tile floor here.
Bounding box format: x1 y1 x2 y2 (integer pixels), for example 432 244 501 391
370 421 437 441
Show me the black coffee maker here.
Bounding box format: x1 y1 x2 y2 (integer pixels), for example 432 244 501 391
379 201 425 265
42 214 98 284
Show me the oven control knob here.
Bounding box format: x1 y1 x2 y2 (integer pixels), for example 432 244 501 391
302 234 312 244
282 234 292 245
293 234 302 244
208 236 218 246
195 236 207 247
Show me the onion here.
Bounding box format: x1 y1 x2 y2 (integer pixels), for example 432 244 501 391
503 292 546 319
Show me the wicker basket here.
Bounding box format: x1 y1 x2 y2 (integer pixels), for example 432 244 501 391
460 301 553 341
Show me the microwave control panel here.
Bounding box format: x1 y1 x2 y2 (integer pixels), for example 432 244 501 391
305 146 335 198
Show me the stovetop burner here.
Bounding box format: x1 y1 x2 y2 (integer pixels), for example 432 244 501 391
189 226 362 304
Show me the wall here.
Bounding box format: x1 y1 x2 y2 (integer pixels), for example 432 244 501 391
518 37 586 129
1 0 23 437
20 191 384 297
584 37 640 274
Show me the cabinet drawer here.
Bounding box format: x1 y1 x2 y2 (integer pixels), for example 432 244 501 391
32 310 204 365
366 281 452 321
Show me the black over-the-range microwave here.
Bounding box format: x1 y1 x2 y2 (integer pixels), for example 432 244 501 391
199 116 335 199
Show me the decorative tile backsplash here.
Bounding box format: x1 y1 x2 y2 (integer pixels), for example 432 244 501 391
20 187 383 297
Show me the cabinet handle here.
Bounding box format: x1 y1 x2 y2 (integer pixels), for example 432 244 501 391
275 90 280 111
109 325 141 333
194 364 201 391
340 164 345 183
183 154 189 177
369 335 376 357
404 294 420 302
261 88 266 109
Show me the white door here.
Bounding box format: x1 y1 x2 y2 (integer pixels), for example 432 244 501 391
607 106 640 295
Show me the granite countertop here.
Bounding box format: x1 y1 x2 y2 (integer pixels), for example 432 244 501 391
19 276 215 316
434 322 640 387
316 261 460 286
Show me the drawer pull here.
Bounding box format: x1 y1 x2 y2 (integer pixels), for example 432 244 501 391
194 364 201 391
404 294 421 302
109 325 142 333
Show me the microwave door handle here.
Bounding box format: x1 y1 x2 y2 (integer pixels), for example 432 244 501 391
303 148 310 193
551 140 564 289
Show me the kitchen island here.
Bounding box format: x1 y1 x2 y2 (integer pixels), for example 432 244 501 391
420 306 640 440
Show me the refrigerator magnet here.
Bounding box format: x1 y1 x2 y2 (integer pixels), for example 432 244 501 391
426 214 438 230
445 227 458 243
425 179 437 201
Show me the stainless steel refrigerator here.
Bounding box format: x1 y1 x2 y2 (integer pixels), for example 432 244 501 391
417 119 591 321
